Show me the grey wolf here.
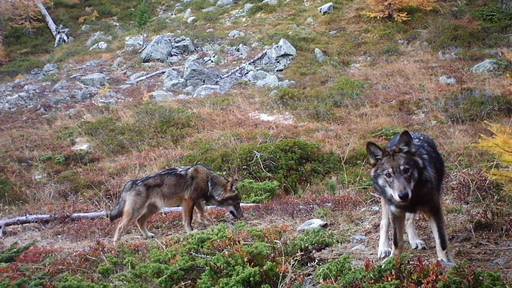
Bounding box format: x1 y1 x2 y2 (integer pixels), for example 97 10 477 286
366 131 454 264
109 164 242 244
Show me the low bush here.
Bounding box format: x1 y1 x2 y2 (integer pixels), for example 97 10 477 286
237 179 280 203
69 103 197 155
442 89 512 123
184 139 342 194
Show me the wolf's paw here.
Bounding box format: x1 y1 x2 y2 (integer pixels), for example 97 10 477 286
378 248 392 259
439 259 456 268
410 239 427 250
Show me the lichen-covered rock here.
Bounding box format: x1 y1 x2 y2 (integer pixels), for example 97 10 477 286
79 73 107 87
140 35 195 63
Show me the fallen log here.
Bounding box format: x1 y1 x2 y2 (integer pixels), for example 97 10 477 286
0 203 258 236
126 68 169 84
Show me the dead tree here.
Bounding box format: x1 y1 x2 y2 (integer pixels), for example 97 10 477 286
35 0 70 47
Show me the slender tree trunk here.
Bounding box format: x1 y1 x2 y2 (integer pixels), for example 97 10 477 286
35 1 57 38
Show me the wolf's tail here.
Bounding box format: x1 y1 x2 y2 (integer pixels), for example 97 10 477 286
109 197 125 221
109 181 133 221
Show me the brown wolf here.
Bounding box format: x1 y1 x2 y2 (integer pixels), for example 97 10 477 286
109 165 242 244
366 131 454 265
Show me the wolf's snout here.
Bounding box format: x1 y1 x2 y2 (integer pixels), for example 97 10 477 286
398 192 409 201
229 206 243 219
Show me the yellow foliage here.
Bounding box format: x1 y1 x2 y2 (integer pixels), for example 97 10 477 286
365 0 436 22
477 123 512 194
78 10 99 24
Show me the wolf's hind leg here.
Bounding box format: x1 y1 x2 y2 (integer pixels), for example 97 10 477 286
182 199 195 233
406 213 426 250
113 206 134 245
137 204 159 239
378 198 392 259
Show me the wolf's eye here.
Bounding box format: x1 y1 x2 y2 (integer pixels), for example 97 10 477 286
384 172 392 179
402 167 410 174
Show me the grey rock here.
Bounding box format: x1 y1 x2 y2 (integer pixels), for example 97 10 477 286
228 44 250 59
86 31 112 48
193 85 221 97
42 63 58 75
305 16 315 26
112 57 125 68
217 0 234 7
140 35 195 62
269 90 279 97
89 41 108 51
81 24 91 32
264 38 297 71
314 48 327 63
184 86 196 94
187 16 197 23
183 8 193 18
76 88 98 101
79 73 107 87
351 244 367 251
202 6 219 13
471 59 501 74
297 219 328 232
166 55 182 64
439 75 457 85
246 70 279 87
152 90 175 102
277 79 295 88
184 61 221 87
319 2 333 15
262 0 278 5
351 235 368 244
243 3 255 14
163 69 186 90
228 30 245 39
125 35 145 52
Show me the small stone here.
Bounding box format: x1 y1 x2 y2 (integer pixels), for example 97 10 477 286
439 75 457 85
228 30 245 39
438 47 461 61
89 41 108 51
243 3 255 14
314 48 328 63
262 0 278 5
183 8 193 18
86 31 112 48
351 235 368 244
187 16 197 23
297 219 328 232
42 63 58 75
318 2 333 15
125 35 145 52
246 70 279 87
71 137 92 152
217 0 234 7
351 244 367 251
202 6 219 13
305 17 315 26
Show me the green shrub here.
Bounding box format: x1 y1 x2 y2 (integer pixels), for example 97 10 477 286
237 180 279 203
135 0 152 29
442 89 512 123
370 127 403 140
316 256 366 286
286 230 338 256
0 243 33 263
185 139 341 193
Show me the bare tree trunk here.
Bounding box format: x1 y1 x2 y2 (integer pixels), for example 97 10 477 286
35 1 57 38
0 204 258 236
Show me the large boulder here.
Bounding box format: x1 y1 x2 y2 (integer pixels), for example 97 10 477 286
162 69 186 91
140 35 195 63
263 38 297 71
184 61 222 87
245 70 279 87
79 73 107 87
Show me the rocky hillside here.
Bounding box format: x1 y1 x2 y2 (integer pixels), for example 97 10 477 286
0 0 511 286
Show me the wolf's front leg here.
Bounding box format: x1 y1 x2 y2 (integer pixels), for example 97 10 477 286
378 198 392 259
405 213 426 250
182 199 195 233
390 211 405 258
195 200 212 225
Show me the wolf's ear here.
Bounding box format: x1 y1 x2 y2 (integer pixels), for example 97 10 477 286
396 130 415 153
366 142 384 166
